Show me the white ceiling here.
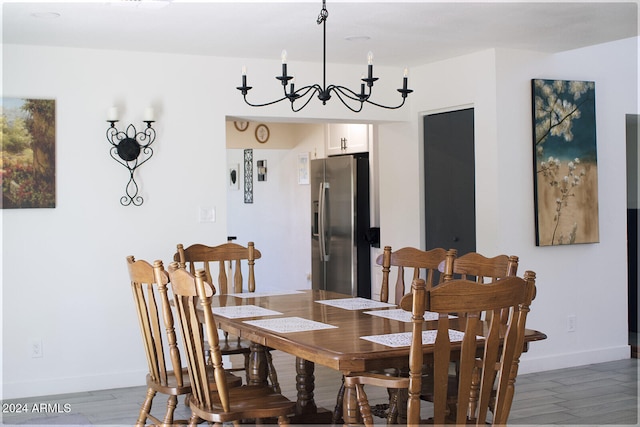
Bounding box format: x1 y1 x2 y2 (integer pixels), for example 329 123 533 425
2 1 638 67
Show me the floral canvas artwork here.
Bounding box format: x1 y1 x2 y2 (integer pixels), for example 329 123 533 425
1 98 56 208
532 79 599 246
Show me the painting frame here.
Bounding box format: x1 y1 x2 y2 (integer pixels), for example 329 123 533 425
1 97 56 209
298 152 310 185
531 79 599 246
228 163 240 190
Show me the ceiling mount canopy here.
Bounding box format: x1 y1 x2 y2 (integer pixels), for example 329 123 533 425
236 0 413 113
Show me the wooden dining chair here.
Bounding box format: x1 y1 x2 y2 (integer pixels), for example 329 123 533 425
174 241 279 391
128 256 241 427
128 256 190 426
378 246 454 304
450 251 519 283
167 262 296 426
423 251 520 417
175 241 261 294
332 246 456 424
343 271 537 426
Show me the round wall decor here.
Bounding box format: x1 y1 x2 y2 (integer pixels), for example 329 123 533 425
255 124 270 143
234 121 249 132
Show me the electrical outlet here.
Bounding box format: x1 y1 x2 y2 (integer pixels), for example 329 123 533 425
31 339 43 358
567 315 577 332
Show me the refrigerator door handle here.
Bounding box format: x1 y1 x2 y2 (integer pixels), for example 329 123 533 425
319 181 330 261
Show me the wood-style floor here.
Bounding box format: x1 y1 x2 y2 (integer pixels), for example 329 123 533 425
1 354 637 425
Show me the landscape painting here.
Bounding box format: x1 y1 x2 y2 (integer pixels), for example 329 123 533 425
1 98 56 208
532 79 599 246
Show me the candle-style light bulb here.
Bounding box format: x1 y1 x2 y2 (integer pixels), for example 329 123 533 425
242 65 247 87
367 51 374 80
281 50 288 78
403 67 409 90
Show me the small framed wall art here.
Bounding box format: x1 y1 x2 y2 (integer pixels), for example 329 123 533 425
1 97 56 208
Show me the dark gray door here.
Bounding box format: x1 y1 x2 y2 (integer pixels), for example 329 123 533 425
424 108 476 255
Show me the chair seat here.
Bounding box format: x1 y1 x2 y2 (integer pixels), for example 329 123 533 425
218 336 252 355
148 367 242 395
187 384 296 423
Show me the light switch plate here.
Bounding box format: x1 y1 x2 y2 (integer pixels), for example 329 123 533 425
199 206 215 223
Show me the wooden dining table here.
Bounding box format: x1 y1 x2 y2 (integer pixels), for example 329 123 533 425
203 289 547 423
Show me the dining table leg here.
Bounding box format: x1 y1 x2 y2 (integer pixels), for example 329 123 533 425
295 357 317 416
247 342 269 387
289 357 333 424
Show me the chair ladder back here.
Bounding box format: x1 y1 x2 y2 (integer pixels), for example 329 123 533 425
474 306 503 422
147 280 167 385
377 246 450 304
169 263 231 413
128 256 182 387
131 279 162 383
152 260 184 388
175 242 261 294
174 291 209 408
218 259 229 294
492 270 536 424
426 274 534 425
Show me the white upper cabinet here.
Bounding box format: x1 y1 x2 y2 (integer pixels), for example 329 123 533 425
326 123 370 156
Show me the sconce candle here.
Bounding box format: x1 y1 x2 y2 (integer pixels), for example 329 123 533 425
105 109 158 206
107 106 119 121
143 107 155 122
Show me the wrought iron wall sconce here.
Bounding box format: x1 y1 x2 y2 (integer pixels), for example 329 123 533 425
105 107 156 206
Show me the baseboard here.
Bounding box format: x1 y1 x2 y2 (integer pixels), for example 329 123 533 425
518 345 631 374
2 369 148 400
3 355 235 400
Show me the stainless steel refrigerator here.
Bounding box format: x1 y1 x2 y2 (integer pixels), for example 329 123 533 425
311 154 371 297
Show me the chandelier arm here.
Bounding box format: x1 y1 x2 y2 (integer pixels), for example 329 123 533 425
291 93 319 112
330 85 370 102
288 85 322 112
364 97 408 110
288 84 321 100
242 94 291 108
330 89 366 113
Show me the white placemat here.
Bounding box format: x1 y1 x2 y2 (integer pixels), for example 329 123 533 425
243 317 338 333
316 297 396 310
227 290 305 298
364 309 455 322
361 329 476 348
211 305 282 319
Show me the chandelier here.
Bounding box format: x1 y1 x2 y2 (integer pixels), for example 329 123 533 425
236 0 413 113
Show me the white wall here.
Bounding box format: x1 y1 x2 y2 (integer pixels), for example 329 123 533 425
378 38 637 374
492 39 637 372
0 44 402 399
2 36 637 398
